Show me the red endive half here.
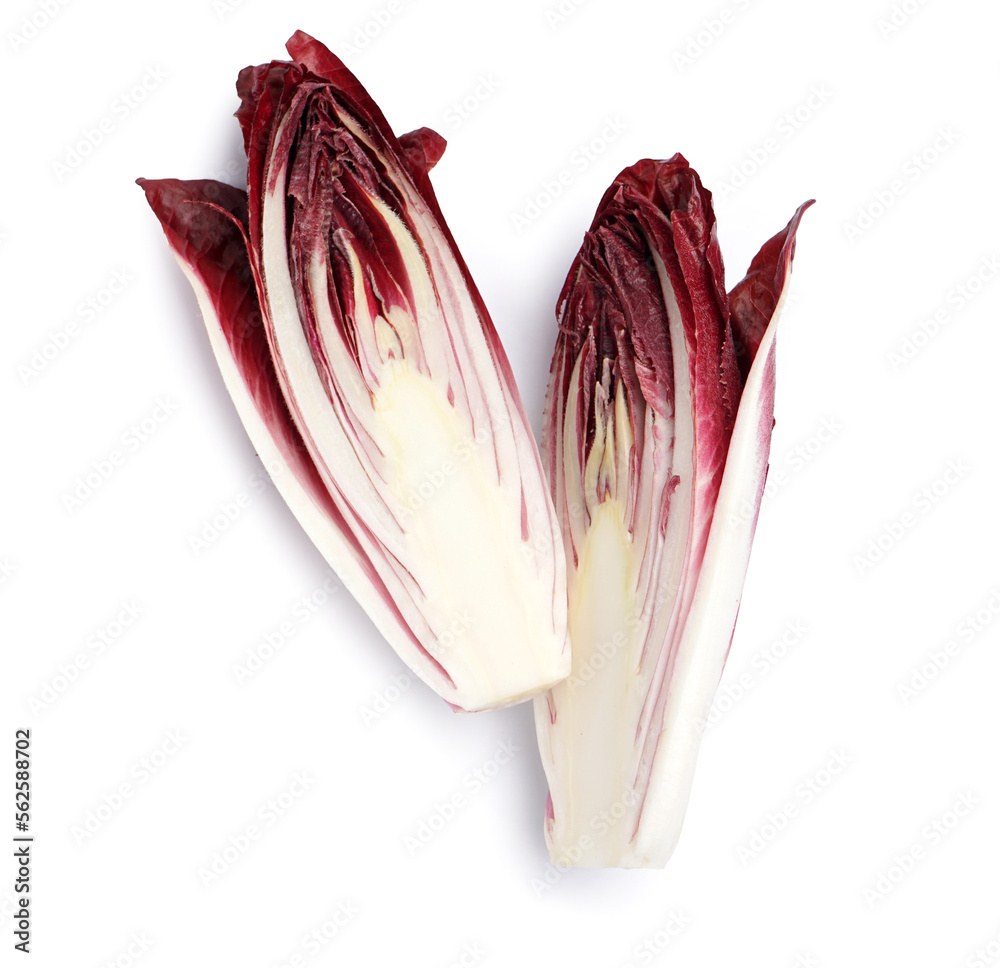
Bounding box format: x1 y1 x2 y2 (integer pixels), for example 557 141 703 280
138 32 569 712
533 155 812 867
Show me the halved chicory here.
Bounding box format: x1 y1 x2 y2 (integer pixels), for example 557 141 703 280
534 155 811 867
139 32 569 712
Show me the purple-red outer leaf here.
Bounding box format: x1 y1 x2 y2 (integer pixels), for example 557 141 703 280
135 175 438 677
728 199 815 380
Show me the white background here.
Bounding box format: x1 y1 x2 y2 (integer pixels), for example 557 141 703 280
3 0 999 965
